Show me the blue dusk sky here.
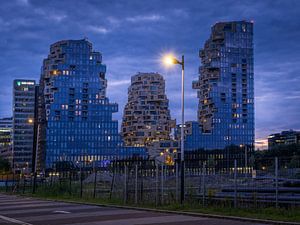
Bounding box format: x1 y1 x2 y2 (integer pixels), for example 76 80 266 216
0 0 299 147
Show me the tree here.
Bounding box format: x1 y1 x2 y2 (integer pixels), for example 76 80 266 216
0 156 10 172
288 154 300 169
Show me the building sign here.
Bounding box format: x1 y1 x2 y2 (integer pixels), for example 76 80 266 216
16 81 35 86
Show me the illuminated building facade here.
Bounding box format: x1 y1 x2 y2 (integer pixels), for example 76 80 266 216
178 21 254 151
12 80 36 172
37 39 145 170
0 117 13 165
268 130 300 150
121 73 175 149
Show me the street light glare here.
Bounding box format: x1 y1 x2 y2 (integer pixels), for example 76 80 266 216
163 54 176 66
28 118 33 124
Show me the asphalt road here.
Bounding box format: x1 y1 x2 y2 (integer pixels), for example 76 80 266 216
0 194 267 225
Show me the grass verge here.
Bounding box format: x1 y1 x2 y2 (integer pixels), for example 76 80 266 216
18 190 300 223
2 182 299 223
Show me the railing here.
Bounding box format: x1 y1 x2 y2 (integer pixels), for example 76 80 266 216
1 157 299 209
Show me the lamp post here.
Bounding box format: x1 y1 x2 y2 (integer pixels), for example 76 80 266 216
163 54 185 205
28 118 38 194
76 160 83 198
240 144 248 175
90 159 97 199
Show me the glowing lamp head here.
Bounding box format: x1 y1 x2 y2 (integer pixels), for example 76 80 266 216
163 54 177 66
28 118 33 124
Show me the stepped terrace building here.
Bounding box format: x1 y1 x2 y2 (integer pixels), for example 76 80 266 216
37 39 145 170
179 21 254 152
121 73 176 153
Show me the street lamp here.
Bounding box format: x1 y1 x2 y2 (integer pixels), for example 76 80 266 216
240 144 248 175
28 117 39 193
76 160 83 198
163 54 185 205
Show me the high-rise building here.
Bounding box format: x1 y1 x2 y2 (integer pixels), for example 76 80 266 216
180 21 254 151
121 73 176 148
12 80 36 173
268 130 300 150
37 39 143 170
0 117 13 165
121 73 176 158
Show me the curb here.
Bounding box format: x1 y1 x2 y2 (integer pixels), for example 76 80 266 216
26 196 299 225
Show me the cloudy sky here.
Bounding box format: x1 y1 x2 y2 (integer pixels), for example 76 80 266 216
0 0 299 145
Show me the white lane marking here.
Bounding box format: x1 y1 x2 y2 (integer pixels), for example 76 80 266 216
0 215 32 225
53 210 71 214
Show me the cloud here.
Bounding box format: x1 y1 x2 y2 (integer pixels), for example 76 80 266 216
172 9 189 18
0 0 299 143
49 14 67 22
34 8 67 22
16 0 29 6
126 14 164 22
87 25 109 34
107 16 121 26
109 79 131 87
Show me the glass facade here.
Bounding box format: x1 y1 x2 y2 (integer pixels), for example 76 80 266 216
0 117 13 165
38 39 146 169
268 130 300 150
178 21 254 150
12 80 36 172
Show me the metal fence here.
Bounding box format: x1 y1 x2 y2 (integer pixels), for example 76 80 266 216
1 157 299 209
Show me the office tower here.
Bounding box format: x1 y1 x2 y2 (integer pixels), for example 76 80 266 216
121 72 176 149
12 80 36 173
37 39 125 170
0 117 13 165
268 130 300 150
184 21 254 150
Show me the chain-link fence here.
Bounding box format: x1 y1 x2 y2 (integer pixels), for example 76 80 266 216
1 157 299 209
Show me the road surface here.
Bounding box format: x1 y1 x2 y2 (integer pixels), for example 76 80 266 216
0 194 266 225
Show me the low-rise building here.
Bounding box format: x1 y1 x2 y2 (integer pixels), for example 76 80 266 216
268 130 300 149
0 117 13 165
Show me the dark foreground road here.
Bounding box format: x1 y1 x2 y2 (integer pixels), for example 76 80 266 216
0 194 266 225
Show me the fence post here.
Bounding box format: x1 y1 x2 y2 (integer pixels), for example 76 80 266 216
161 164 164 205
124 165 127 204
32 171 37 194
245 146 248 177
50 174 53 187
110 166 116 200
275 157 278 208
12 173 15 192
69 171 72 195
93 166 97 199
135 164 138 205
176 161 179 203
234 159 237 208
80 167 83 198
23 175 26 194
59 172 61 190
5 174 8 192
202 162 205 206
155 164 158 206
140 169 144 203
